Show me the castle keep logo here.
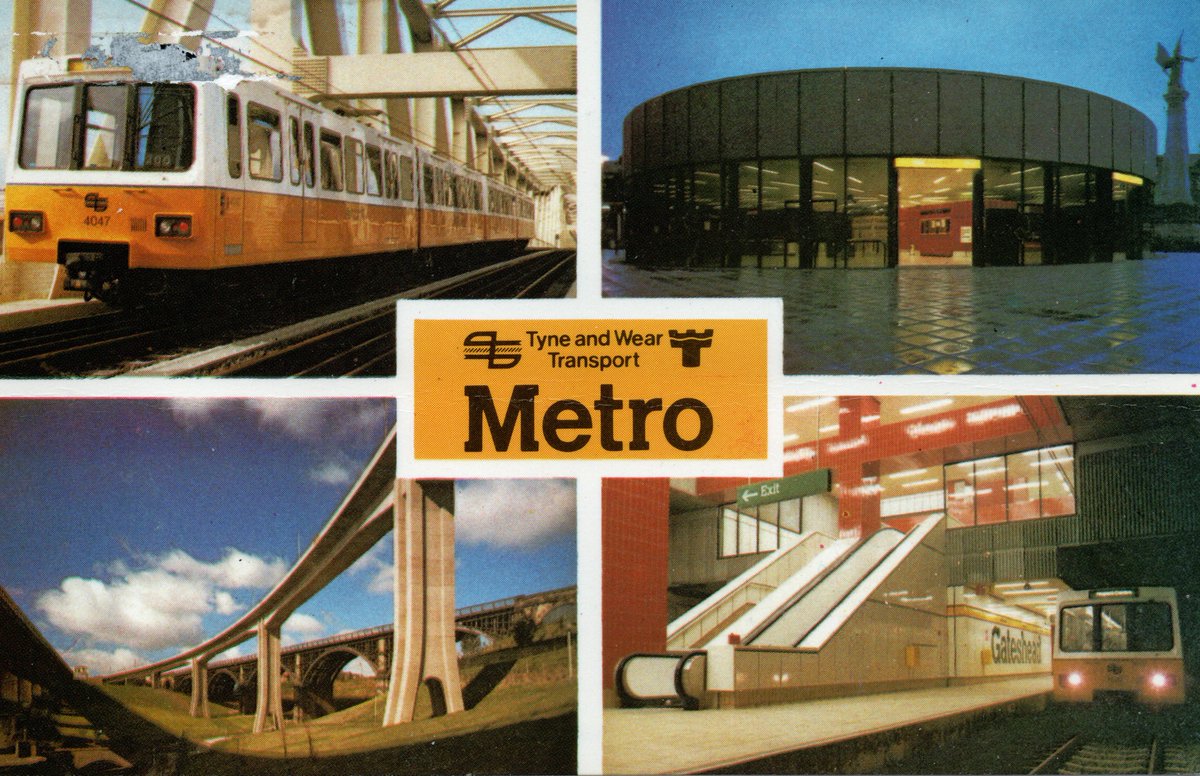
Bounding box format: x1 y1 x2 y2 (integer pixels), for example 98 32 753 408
412 316 769 461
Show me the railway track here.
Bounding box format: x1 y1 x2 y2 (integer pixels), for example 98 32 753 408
0 248 574 377
1027 735 1200 774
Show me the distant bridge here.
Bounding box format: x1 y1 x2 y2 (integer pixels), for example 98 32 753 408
155 586 576 716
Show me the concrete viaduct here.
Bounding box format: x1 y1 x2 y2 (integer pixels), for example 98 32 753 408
158 586 576 718
100 429 473 732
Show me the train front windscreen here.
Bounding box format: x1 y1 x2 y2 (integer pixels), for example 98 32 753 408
19 83 195 172
1059 600 1175 653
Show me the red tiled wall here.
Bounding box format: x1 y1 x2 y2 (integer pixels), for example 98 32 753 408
602 478 670 690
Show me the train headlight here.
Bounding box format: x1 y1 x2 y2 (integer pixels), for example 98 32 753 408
155 215 193 238
1066 672 1084 687
1149 672 1170 690
9 210 45 233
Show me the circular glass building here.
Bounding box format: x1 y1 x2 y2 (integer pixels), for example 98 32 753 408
621 68 1156 268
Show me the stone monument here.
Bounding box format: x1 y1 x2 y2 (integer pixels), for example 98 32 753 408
1156 36 1195 205
1153 36 1200 249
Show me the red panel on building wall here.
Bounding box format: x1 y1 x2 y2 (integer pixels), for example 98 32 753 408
602 478 670 691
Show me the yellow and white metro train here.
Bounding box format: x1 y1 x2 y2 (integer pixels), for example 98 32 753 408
1053 586 1186 705
4 57 535 303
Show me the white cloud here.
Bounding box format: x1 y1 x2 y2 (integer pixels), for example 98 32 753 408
158 547 287 589
349 539 393 595
164 399 391 442
213 591 242 616
454 480 576 548
63 646 146 676
283 612 324 637
37 547 287 653
310 460 353 486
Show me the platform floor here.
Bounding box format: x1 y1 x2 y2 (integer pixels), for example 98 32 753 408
604 250 1200 374
603 675 1052 774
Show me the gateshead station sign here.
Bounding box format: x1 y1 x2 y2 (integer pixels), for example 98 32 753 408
398 299 780 477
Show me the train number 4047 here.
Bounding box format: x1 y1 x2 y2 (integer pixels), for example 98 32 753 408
82 215 110 227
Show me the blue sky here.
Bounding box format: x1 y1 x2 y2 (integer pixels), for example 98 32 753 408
601 0 1200 159
0 399 575 675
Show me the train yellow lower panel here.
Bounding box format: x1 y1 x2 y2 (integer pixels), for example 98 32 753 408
1052 657 1185 704
4 184 423 271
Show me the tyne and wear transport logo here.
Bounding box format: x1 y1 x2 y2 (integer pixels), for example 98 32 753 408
463 330 522 369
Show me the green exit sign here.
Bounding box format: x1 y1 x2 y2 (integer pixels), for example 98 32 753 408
736 469 832 508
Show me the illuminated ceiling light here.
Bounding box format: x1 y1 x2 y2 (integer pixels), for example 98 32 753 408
906 419 956 438
785 447 817 462
814 161 835 172
783 433 801 443
932 175 947 184
786 397 837 413
1034 457 1073 467
966 403 1023 424
826 435 869 454
973 466 1006 476
818 424 840 434
902 478 941 488
761 167 779 175
887 467 931 479
848 175 863 183
975 457 1003 466
1113 171 1143 186
894 157 981 170
900 398 954 415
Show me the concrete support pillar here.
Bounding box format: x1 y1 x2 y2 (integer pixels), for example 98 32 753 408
138 0 214 49
383 479 464 725
253 619 285 733
248 0 304 78
451 99 471 165
189 659 209 718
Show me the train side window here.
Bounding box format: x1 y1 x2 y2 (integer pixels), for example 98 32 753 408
288 117 302 186
246 103 282 181
383 152 397 199
344 137 363 194
423 163 436 205
303 122 316 187
365 144 383 196
400 156 415 201
226 95 241 178
319 131 343 191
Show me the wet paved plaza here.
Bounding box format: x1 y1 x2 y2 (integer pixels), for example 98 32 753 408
603 251 1200 374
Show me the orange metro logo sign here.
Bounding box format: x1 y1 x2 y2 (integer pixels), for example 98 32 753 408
411 315 769 462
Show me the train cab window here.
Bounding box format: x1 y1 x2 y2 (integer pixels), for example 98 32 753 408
83 85 128 170
288 117 303 186
319 131 343 191
345 137 364 194
246 104 282 181
303 122 316 187
132 85 194 170
365 144 383 196
1060 602 1174 653
226 95 241 178
400 156 416 201
19 86 75 169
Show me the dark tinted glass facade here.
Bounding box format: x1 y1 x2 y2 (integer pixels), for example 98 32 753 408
622 69 1157 267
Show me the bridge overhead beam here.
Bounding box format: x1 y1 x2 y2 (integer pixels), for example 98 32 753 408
313 47 576 98
138 0 214 49
383 479 464 725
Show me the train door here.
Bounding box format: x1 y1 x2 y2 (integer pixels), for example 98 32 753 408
220 93 245 260
283 101 318 244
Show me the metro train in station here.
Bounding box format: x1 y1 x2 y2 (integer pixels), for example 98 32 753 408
4 57 536 303
1053 587 1186 705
